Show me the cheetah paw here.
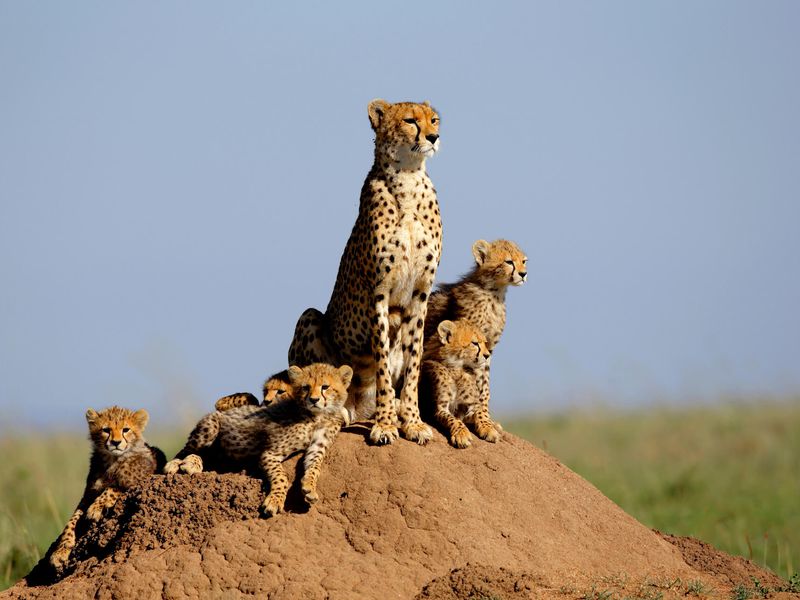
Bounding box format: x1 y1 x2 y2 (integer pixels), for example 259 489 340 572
450 426 473 449
85 502 106 522
49 545 71 573
179 454 204 474
369 422 400 445
303 488 320 505
163 459 183 475
402 422 433 445
260 495 284 518
476 422 501 443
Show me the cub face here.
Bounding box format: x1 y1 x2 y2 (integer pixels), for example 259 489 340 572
262 371 294 405
85 406 148 456
286 363 354 414
436 320 491 369
368 99 440 159
472 239 528 287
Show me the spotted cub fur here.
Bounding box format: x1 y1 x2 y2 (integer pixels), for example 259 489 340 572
288 99 442 446
49 407 165 574
164 363 352 517
213 371 294 412
421 320 491 448
424 239 527 438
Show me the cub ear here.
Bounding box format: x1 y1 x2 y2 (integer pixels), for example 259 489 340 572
133 409 149 431
437 320 455 345
367 98 390 130
338 365 354 389
287 365 304 383
85 409 99 425
472 240 490 265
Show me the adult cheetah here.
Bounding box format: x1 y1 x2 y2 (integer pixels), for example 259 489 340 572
288 99 442 445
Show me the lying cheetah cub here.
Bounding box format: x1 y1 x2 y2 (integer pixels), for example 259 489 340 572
165 363 352 517
424 239 527 437
49 407 165 574
421 320 492 448
213 371 294 412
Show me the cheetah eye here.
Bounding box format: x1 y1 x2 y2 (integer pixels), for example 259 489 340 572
275 389 285 395
302 385 310 393
122 427 130 434
472 341 480 347
431 117 439 125
505 260 514 266
403 118 417 124
102 427 111 434
321 385 330 391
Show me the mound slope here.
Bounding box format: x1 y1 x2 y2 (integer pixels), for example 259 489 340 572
3 429 787 599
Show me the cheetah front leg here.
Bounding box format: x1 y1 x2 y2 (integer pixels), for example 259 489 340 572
472 359 501 442
426 362 472 448
85 487 123 521
259 451 289 517
300 420 342 506
49 507 84 573
370 293 400 444
396 288 434 444
163 413 220 474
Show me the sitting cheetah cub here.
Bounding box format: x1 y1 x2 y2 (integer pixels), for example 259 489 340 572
164 363 352 517
421 320 491 448
213 371 294 412
424 239 527 438
49 407 165 574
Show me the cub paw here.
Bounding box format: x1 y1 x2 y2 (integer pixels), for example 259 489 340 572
180 454 204 474
450 425 473 449
85 502 106 522
402 421 433 445
303 488 320 505
49 545 71 573
370 422 399 445
260 494 284 518
163 459 183 475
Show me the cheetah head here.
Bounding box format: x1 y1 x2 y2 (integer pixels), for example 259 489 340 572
472 239 528 287
286 363 353 415
368 99 440 163
86 406 148 456
436 320 491 369
262 370 294 405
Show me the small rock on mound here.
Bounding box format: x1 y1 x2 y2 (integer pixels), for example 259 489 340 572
1 429 787 599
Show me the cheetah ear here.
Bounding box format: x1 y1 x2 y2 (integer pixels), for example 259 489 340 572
338 365 354 389
85 409 99 425
133 409 149 431
368 98 390 130
287 365 304 383
472 240 490 265
437 320 455 345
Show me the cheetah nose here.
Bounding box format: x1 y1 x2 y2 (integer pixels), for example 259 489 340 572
110 439 122 447
483 353 490 360
519 271 527 280
426 133 439 144
309 397 320 405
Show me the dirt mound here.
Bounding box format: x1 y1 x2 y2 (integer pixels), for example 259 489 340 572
3 429 789 599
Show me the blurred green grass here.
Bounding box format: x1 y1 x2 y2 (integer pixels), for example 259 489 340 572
1 400 798 591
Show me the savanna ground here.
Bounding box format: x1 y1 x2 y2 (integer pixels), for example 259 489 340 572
0 400 798 592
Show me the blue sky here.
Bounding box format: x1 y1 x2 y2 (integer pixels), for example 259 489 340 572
1 2 799 428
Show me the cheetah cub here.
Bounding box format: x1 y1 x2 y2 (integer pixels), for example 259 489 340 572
213 371 294 412
421 320 491 448
49 407 165 574
164 363 352 517
424 239 527 440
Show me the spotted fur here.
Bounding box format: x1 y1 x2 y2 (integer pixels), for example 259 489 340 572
164 363 353 517
421 320 493 447
288 99 442 446
49 407 165 575
424 239 527 437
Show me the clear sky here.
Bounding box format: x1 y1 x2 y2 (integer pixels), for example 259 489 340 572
1 1 799 429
